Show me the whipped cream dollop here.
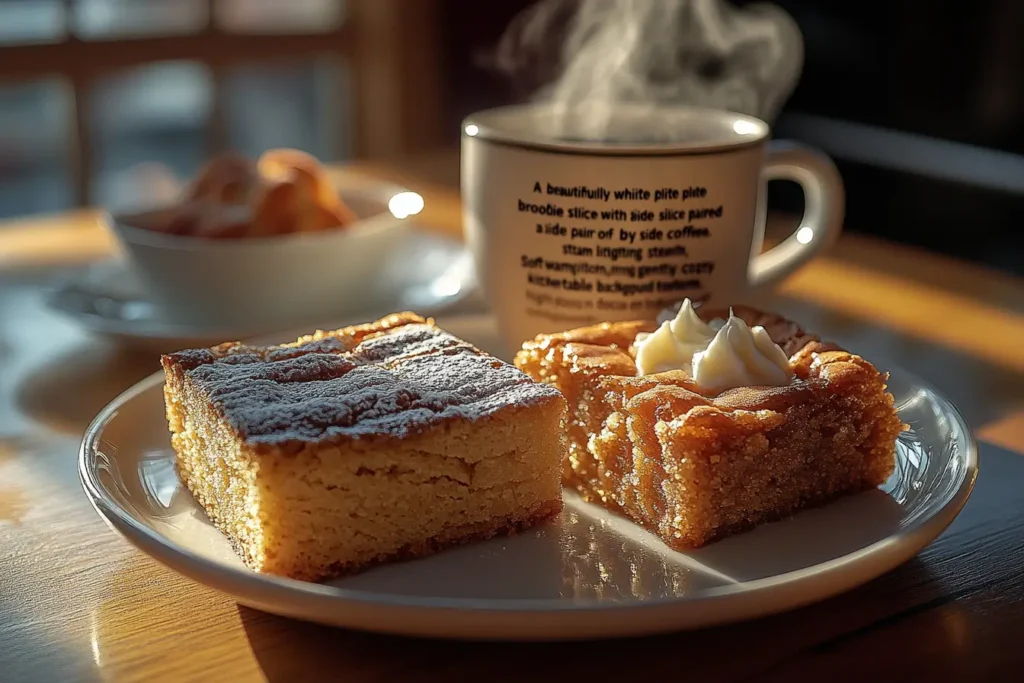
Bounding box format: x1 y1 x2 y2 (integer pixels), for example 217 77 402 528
634 298 794 392
691 314 794 392
634 299 723 376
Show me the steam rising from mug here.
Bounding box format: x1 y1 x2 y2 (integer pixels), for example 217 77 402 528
489 0 804 141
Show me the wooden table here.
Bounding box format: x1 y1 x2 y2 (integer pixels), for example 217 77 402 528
1 154 1022 682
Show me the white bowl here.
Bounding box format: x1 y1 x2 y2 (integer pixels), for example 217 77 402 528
109 186 413 329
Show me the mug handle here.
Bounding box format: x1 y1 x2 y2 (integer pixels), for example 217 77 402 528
749 140 845 288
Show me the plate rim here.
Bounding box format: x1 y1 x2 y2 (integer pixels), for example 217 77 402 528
78 332 978 628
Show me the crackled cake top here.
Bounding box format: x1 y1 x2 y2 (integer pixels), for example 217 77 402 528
513 304 866 406
163 313 562 445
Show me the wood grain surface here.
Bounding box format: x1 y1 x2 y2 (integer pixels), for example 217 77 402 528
0 152 1022 682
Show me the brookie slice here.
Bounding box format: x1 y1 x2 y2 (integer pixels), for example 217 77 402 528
162 313 566 581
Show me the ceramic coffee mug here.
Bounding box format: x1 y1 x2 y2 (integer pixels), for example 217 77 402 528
461 104 844 347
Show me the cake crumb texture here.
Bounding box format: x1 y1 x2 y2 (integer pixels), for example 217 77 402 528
515 306 904 549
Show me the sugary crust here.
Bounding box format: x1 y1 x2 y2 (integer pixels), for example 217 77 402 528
162 312 563 448
165 311 426 372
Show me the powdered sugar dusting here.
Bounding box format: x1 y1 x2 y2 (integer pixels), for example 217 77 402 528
266 336 351 361
168 321 561 445
353 324 475 364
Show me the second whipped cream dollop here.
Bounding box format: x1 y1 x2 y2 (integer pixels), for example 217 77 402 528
691 315 793 392
634 299 794 392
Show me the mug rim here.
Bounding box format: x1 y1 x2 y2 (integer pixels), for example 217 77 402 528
462 103 770 157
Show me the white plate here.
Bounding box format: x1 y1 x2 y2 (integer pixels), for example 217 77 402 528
47 228 475 353
79 315 977 640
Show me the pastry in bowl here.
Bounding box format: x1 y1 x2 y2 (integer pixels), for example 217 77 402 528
111 150 413 327
515 299 904 549
162 312 566 581
141 149 357 239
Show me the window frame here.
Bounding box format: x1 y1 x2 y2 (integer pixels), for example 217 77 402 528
0 0 442 206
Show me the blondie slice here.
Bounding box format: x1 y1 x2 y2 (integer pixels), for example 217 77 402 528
515 305 903 549
163 313 566 581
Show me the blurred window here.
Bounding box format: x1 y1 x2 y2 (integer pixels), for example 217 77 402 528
0 0 65 45
73 0 208 40
216 0 345 34
225 59 350 161
89 61 212 207
0 0 434 219
0 79 73 218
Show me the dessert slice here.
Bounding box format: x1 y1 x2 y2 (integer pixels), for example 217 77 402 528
162 312 566 581
515 301 903 549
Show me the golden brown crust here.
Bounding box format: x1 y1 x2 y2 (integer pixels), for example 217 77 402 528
518 304 817 364
519 319 656 354
515 305 852 409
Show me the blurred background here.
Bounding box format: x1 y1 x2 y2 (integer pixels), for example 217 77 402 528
0 0 1021 274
